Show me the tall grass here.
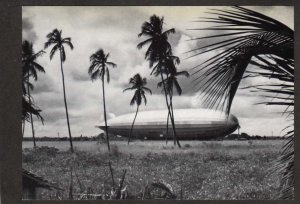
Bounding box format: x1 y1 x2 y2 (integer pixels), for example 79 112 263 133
23 140 282 200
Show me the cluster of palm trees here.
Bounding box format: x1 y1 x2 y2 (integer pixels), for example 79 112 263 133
87 15 190 149
22 15 189 153
22 29 75 152
156 56 189 144
22 40 45 147
136 15 189 147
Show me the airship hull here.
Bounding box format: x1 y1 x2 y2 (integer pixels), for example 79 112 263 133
98 109 239 140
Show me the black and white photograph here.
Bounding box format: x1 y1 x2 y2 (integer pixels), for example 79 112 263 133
21 6 294 200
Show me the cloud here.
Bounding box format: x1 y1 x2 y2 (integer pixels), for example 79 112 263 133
22 17 38 43
22 6 293 137
70 69 91 82
30 73 57 94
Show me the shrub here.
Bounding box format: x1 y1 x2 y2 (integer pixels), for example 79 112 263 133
110 145 121 157
184 144 191 148
36 146 59 157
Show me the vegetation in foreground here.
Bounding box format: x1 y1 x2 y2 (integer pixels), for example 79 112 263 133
23 140 283 200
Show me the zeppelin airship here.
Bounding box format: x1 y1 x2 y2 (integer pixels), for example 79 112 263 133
98 108 239 140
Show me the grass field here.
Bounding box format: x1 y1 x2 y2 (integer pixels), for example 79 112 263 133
22 140 285 200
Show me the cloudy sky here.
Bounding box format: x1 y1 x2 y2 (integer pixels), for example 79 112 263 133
22 6 294 138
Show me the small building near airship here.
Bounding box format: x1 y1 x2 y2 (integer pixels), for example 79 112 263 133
98 109 239 140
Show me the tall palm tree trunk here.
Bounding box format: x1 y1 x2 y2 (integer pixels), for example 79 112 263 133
158 64 181 148
128 105 139 144
102 78 110 152
166 94 175 145
164 72 176 146
27 76 36 148
59 49 74 153
165 73 170 145
169 90 176 145
22 119 25 138
166 112 169 145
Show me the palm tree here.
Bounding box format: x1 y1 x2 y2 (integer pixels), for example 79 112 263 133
157 56 189 144
88 49 117 152
188 6 293 199
22 71 34 137
44 29 74 152
22 40 45 146
22 69 44 131
137 15 181 147
123 73 152 144
22 95 44 126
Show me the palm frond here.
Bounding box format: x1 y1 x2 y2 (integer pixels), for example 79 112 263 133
176 71 189 78
137 38 153 50
130 94 136 106
188 6 294 198
88 61 98 75
22 95 44 124
32 50 46 61
142 87 152 94
90 69 100 81
50 44 59 60
173 80 182 95
162 28 176 37
123 87 134 92
44 40 54 49
62 38 74 50
32 61 45 73
141 92 147 105
30 67 38 81
190 7 293 113
106 61 117 68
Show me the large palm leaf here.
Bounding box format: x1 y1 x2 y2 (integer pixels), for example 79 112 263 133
188 6 294 199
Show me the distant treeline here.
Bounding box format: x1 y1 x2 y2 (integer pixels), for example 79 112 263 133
23 133 126 142
223 133 284 140
23 136 99 141
23 132 285 141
